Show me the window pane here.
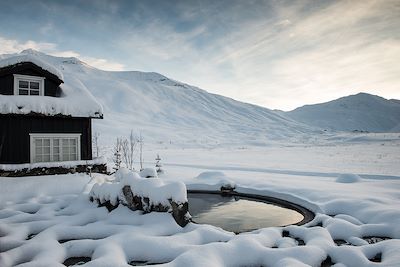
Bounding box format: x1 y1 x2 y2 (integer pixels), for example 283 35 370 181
35 155 43 162
62 152 69 161
35 146 42 155
53 139 59 146
43 139 50 146
19 89 29 95
30 90 39 95
53 155 60 161
43 146 50 154
70 154 77 161
43 154 50 162
30 82 39 89
53 147 59 153
62 139 69 146
70 139 76 146
19 80 28 88
63 146 70 154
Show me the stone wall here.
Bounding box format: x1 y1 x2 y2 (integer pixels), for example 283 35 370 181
0 163 107 177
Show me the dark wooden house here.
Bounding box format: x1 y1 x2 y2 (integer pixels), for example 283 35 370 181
0 54 103 167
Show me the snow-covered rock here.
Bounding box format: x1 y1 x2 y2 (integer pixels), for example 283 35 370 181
89 169 189 226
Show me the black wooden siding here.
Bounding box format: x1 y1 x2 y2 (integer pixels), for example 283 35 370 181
0 114 92 164
0 62 62 96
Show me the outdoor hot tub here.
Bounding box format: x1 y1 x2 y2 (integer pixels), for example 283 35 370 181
187 191 314 233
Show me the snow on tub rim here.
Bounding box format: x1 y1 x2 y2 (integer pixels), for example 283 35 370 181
89 168 190 227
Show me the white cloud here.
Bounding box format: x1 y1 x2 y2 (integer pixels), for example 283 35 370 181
170 0 400 110
0 36 125 71
0 37 56 54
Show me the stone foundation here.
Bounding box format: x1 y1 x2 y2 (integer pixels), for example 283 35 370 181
0 163 107 177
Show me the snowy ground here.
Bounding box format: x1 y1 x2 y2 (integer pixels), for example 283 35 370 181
1 141 400 267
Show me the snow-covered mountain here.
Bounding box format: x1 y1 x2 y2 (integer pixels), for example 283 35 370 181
1 50 320 146
285 93 400 132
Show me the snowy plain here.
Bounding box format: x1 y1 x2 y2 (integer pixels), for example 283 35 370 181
1 139 400 267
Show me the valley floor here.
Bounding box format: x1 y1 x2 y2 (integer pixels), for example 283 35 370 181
1 140 400 266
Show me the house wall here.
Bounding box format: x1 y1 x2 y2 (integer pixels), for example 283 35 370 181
0 114 92 164
0 63 61 96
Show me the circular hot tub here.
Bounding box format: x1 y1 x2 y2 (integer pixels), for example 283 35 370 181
188 191 314 233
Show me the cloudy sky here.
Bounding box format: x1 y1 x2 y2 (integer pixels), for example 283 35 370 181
0 0 399 110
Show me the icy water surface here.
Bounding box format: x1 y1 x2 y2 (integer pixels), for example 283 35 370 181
188 193 304 233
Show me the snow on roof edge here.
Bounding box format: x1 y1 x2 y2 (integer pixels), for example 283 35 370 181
0 54 64 81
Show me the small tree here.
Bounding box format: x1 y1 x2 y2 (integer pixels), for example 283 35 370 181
155 154 163 174
92 132 100 158
139 133 144 171
113 138 123 172
121 130 137 170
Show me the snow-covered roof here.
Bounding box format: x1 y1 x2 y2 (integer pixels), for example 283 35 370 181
0 53 64 81
0 52 103 118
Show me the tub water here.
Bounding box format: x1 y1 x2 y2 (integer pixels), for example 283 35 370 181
188 193 305 233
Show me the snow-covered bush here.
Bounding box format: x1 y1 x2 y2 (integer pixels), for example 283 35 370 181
155 154 164 174
112 138 123 172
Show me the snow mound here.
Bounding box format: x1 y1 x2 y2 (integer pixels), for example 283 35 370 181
336 173 362 183
139 168 158 178
196 171 226 180
193 171 236 190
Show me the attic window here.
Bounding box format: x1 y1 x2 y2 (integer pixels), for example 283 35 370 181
13 74 45 96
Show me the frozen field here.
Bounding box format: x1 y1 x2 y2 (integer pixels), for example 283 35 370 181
1 140 400 267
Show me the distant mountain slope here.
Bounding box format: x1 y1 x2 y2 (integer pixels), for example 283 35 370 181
1 50 319 146
286 93 400 132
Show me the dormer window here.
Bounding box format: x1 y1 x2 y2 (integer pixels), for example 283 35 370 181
13 74 45 96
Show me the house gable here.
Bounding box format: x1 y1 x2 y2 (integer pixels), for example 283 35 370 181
0 62 63 97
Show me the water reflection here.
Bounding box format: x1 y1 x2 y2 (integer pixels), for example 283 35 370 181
188 193 304 233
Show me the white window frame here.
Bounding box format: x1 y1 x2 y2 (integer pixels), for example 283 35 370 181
29 133 81 163
14 74 45 96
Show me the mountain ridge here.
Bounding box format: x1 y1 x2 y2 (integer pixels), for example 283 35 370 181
2 50 398 148
285 92 400 132
3 50 319 146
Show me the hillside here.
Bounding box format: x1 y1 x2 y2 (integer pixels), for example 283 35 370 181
1 50 320 146
286 93 400 132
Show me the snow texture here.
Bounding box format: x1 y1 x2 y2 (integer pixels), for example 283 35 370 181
0 50 103 118
1 168 400 267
